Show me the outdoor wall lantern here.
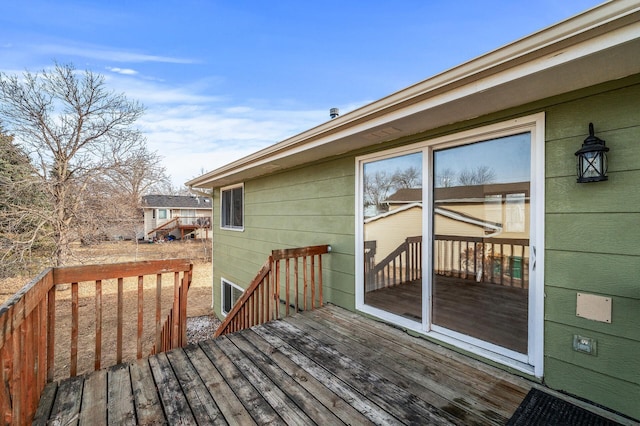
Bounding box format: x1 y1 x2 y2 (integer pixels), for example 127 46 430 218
575 123 609 183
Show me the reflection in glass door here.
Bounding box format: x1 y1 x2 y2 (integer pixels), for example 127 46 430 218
432 133 531 354
363 152 423 321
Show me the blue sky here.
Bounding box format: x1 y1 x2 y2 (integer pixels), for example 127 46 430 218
1 1 603 186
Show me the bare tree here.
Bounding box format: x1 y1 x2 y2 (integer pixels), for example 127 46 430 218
436 167 457 188
364 166 422 215
102 145 170 213
391 166 420 189
457 165 496 186
364 170 394 209
0 63 146 266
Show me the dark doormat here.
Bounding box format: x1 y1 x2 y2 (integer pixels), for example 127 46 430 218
507 388 623 426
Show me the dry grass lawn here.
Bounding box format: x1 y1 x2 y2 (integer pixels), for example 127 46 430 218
0 240 215 380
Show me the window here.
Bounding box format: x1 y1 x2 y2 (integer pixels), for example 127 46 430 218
158 209 167 219
221 184 244 229
356 113 545 377
221 279 244 315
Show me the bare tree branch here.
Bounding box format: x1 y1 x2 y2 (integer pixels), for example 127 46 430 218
0 63 148 266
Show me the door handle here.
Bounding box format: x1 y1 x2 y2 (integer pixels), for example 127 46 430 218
531 246 536 271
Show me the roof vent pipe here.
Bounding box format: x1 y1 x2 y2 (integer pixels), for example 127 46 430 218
329 107 339 119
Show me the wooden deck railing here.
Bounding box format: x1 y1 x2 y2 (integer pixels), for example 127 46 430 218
215 244 330 337
365 235 529 290
434 235 529 288
0 259 192 425
365 236 422 290
147 216 212 236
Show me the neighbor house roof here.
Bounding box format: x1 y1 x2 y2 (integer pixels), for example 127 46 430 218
187 1 640 189
385 188 422 204
142 195 212 209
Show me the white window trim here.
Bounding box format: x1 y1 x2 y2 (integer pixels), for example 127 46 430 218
355 113 545 378
220 183 245 231
220 278 244 317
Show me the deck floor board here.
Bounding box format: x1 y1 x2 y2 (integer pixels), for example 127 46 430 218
36 304 533 425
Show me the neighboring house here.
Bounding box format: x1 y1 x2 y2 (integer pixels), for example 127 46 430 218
141 194 212 241
187 2 640 420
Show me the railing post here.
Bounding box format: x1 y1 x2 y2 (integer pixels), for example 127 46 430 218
46 284 56 383
95 280 102 370
70 282 79 377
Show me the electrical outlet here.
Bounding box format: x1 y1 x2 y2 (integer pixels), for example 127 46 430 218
573 335 597 355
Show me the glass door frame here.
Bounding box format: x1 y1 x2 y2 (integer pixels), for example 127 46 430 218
355 113 545 377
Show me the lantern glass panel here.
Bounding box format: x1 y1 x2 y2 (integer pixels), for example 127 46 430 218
582 151 601 179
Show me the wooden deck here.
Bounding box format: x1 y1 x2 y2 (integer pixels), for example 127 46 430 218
34 305 533 425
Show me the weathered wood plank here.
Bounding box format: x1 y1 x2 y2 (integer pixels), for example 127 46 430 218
287 312 506 425
117 278 126 364
263 319 460 425
48 375 83 426
71 282 79 377
228 332 349 425
165 348 227 424
80 368 107 425
52 259 192 284
47 285 56 383
95 280 102 371
137 275 144 359
251 323 402 425
130 358 166 425
306 308 502 394
216 335 315 425
148 351 196 424
183 344 256 425
321 305 531 397
155 273 162 352
32 382 57 426
107 363 135 425
198 339 285 425
35 305 547 425
0 268 53 346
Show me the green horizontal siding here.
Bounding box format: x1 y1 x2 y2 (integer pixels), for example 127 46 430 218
544 357 639 419
546 171 640 213
545 251 640 298
544 75 640 420
546 213 640 255
211 156 357 320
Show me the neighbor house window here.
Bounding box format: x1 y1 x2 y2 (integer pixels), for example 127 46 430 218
158 209 167 219
221 278 244 315
221 184 244 229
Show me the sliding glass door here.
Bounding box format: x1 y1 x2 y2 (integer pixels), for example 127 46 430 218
357 115 543 372
432 133 531 354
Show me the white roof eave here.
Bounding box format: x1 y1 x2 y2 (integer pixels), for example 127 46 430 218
187 1 640 189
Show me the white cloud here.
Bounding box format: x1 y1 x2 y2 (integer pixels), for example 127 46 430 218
34 43 197 64
122 75 368 186
106 67 138 75
138 103 327 186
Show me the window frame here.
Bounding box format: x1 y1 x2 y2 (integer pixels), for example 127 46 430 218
220 278 244 316
157 209 167 220
220 183 244 231
354 113 545 378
